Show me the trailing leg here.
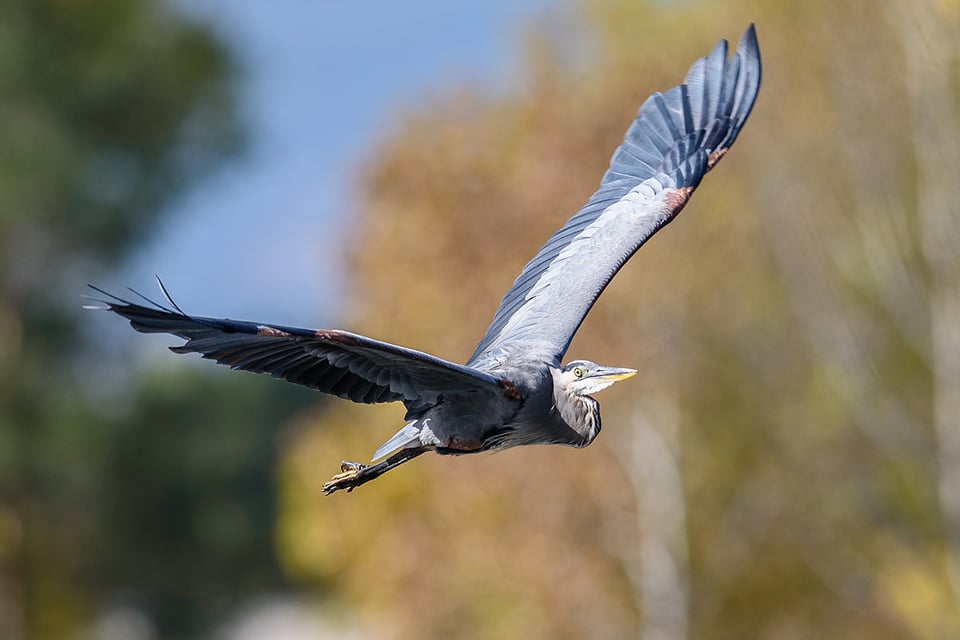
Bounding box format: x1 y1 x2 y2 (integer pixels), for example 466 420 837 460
322 447 428 495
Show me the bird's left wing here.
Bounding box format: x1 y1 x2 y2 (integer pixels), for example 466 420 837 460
89 285 503 405
468 25 761 368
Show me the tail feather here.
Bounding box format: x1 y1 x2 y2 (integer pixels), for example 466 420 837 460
372 421 421 461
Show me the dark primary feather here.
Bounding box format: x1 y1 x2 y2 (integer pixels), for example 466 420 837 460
89 285 502 405
467 25 761 367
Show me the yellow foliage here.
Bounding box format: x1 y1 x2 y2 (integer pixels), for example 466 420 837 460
277 0 960 636
880 549 960 638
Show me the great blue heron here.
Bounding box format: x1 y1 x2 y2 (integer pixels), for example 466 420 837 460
90 26 761 494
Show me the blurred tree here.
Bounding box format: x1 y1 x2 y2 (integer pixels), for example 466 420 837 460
894 0 960 607
277 0 960 638
93 370 312 637
0 1 311 638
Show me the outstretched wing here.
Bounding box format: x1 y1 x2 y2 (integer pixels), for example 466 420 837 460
468 25 761 367
89 284 502 405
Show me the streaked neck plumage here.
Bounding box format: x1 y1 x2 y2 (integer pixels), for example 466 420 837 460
554 383 602 447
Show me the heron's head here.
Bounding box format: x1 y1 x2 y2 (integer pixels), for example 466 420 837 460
560 360 637 396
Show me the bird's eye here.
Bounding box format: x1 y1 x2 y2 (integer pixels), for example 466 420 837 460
573 367 583 378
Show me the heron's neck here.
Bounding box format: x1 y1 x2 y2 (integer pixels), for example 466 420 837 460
578 395 602 445
557 392 601 446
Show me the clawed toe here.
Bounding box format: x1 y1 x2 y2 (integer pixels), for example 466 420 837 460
322 460 367 495
322 448 428 496
339 460 366 473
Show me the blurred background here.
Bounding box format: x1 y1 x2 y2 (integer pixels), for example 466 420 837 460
2 0 959 638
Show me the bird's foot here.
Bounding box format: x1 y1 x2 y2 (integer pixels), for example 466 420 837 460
322 460 368 495
322 447 429 496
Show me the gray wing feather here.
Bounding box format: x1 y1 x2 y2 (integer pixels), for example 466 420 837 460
90 285 502 405
468 25 761 367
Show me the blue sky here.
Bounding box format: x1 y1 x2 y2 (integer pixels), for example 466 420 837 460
125 0 561 327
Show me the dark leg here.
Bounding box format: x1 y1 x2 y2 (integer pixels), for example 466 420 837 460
322 447 428 495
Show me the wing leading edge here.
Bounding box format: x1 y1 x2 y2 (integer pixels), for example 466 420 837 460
468 25 761 368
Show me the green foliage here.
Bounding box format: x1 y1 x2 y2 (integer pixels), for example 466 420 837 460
0 0 238 267
95 370 313 637
0 1 302 638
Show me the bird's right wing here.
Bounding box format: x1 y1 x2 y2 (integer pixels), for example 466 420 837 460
468 25 760 368
89 285 504 405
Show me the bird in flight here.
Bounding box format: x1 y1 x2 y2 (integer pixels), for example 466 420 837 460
90 25 761 495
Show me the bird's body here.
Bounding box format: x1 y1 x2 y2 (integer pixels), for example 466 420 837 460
90 26 762 494
396 360 622 457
